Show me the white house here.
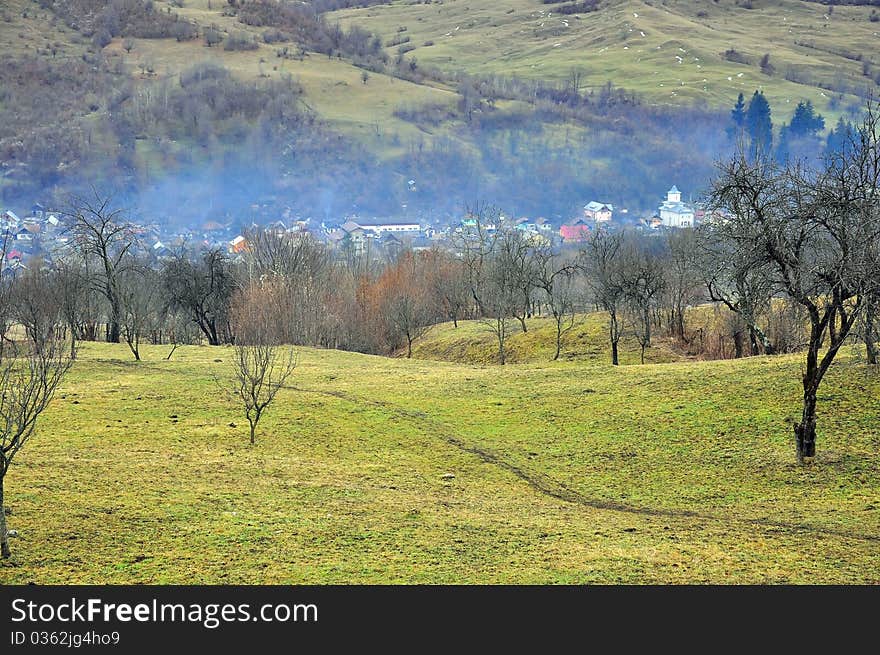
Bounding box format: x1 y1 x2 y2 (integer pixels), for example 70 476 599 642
584 201 613 223
658 186 695 228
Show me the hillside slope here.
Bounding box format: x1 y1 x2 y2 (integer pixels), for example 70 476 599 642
1 341 878 583
334 0 878 116
2 0 876 215
409 312 689 365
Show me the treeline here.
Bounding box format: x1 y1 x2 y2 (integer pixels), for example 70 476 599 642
4 194 870 369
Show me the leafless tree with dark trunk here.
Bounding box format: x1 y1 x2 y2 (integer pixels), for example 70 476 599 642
695 222 776 356
706 100 880 463
66 193 138 344
163 248 236 346
620 237 666 365
581 230 625 365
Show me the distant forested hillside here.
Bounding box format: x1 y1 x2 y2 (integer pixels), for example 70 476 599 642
0 0 872 222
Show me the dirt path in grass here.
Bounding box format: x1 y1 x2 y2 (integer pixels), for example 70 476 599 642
293 384 880 545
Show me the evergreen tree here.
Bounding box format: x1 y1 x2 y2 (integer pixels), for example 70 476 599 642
745 90 773 159
788 100 825 138
727 92 746 140
825 116 855 157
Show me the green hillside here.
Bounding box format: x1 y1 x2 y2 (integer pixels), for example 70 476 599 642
410 312 689 365
2 0 877 214
3 0 876 153
334 0 878 120
1 340 878 583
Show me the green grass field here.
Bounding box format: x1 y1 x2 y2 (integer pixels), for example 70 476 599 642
1 313 878 584
333 0 877 120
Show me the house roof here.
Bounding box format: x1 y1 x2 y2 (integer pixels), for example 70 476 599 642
6 249 23 260
340 220 361 233
668 185 680 194
661 201 694 215
358 222 420 228
585 201 613 212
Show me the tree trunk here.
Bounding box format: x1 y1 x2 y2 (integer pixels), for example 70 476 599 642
517 315 527 333
0 474 10 559
733 329 744 359
866 301 878 365
751 322 775 355
748 327 760 356
609 311 620 366
407 338 413 359
640 342 646 365
108 300 121 343
796 321 822 463
497 323 506 365
249 421 256 446
553 321 562 361
794 388 818 464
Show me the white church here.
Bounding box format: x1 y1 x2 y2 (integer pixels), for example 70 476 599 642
658 185 695 228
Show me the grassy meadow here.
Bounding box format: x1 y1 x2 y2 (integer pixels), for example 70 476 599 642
1 314 879 584
334 0 878 120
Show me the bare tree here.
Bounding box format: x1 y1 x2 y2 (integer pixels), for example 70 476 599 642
54 258 99 359
120 264 161 361
509 231 536 334
706 101 880 462
424 248 470 329
8 266 62 353
533 245 580 361
663 228 702 341
0 320 73 558
163 248 236 346
581 230 625 365
229 281 297 445
66 193 138 343
620 237 666 365
477 227 528 365
695 222 776 356
244 230 330 345
377 252 434 358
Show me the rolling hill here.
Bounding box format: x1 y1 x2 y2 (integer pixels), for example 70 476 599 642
1 333 878 583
